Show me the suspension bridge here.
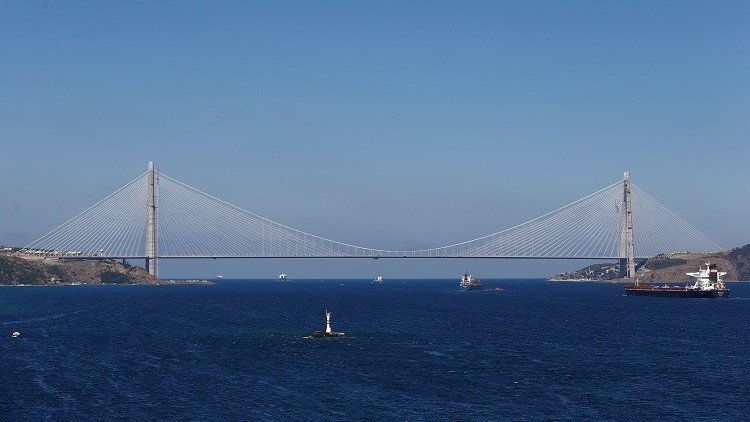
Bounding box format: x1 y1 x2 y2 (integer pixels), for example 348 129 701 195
18 162 721 278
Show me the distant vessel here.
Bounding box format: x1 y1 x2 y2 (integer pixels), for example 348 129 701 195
460 272 483 290
312 310 345 338
12 331 20 338
373 275 383 283
625 263 729 298
215 275 224 280
278 273 287 281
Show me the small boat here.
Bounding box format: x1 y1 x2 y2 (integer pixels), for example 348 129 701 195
278 273 287 281
312 310 345 338
12 331 20 338
494 286 504 291
215 275 224 280
373 275 383 283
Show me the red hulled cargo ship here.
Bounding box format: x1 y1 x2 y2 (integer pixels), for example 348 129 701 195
625 263 729 298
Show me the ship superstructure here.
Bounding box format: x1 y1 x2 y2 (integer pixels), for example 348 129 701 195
460 272 483 290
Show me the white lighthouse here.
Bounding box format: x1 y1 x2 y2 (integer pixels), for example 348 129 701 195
313 310 344 337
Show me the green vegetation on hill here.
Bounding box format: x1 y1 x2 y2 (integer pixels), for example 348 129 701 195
551 263 620 280
100 268 133 284
728 244 750 281
0 255 47 283
643 255 687 270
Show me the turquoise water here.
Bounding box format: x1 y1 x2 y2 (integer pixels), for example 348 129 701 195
1 279 749 419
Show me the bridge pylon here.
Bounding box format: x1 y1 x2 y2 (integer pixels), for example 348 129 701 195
145 161 158 277
618 171 635 278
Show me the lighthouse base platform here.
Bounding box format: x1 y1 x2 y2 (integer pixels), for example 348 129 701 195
312 331 345 338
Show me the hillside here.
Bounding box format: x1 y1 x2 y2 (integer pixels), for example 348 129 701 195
552 244 750 282
633 252 738 282
728 244 750 281
0 251 157 285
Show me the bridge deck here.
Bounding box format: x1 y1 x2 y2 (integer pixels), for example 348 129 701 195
47 255 640 260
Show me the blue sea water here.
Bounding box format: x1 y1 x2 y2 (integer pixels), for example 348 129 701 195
1 279 749 420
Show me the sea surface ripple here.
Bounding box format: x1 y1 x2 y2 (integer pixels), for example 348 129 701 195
1 279 748 420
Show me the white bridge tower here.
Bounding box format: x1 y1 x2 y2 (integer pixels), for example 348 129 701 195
618 171 635 278
146 161 158 277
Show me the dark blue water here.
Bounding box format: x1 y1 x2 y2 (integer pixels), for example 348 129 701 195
1 279 749 420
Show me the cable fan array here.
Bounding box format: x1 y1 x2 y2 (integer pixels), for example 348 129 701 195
20 171 721 259
20 173 148 257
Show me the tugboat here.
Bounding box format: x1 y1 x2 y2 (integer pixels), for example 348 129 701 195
278 273 287 281
312 310 345 338
625 263 729 298
460 272 483 290
373 275 383 284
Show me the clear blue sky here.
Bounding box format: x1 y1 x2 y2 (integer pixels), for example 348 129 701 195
1 1 748 278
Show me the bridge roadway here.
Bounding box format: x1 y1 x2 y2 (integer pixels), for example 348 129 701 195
53 255 645 260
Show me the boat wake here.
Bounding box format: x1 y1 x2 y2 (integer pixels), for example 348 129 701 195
1 309 85 325
424 350 452 358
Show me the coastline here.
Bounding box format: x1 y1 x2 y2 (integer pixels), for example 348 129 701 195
0 279 214 287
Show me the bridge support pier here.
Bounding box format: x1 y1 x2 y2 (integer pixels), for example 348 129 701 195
146 161 158 277
618 171 635 279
